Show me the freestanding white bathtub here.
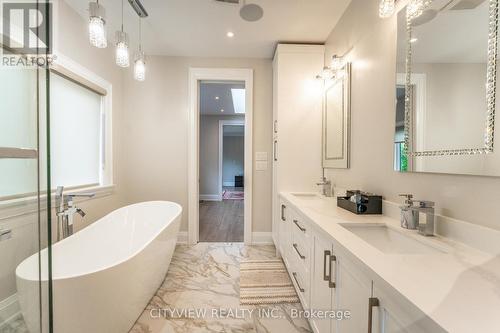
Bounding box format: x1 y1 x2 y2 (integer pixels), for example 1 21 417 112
16 201 182 333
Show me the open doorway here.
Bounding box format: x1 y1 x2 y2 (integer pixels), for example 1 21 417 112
198 81 246 242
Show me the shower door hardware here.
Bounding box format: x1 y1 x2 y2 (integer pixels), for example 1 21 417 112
0 147 37 159
323 250 331 281
293 219 306 232
292 272 305 292
367 297 380 333
280 204 286 221
274 120 278 133
292 243 306 259
328 254 337 288
0 229 12 241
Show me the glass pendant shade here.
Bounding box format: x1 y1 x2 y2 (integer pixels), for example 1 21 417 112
88 2 107 48
115 31 130 67
134 52 146 81
379 0 395 18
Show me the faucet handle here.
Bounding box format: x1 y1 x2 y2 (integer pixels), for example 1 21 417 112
398 194 413 205
414 200 435 208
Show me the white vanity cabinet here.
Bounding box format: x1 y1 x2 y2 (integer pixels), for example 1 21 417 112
278 195 444 333
310 229 372 333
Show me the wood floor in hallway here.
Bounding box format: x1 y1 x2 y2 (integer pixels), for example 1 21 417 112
199 199 244 242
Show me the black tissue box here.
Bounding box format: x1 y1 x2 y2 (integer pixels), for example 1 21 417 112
337 190 382 215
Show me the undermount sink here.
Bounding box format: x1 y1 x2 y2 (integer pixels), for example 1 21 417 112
290 192 319 199
340 223 447 255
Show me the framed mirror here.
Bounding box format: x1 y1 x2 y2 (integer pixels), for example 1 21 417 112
394 0 500 176
323 63 351 169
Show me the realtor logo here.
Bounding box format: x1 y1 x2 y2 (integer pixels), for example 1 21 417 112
2 2 52 55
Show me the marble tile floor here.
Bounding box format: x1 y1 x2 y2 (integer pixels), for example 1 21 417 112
129 243 312 333
1 243 311 333
0 314 28 333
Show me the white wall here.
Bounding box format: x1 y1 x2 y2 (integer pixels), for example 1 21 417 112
122 56 273 232
199 115 244 196
324 0 500 231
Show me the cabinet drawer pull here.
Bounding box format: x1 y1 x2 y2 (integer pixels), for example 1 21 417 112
293 219 306 232
292 272 305 293
328 254 337 288
293 243 306 259
281 204 286 221
367 297 380 333
323 250 331 281
273 140 278 161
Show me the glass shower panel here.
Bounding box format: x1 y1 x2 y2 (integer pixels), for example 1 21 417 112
0 2 52 332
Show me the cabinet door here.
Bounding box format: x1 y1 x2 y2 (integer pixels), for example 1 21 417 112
335 256 372 333
371 284 445 333
310 235 334 333
279 201 293 268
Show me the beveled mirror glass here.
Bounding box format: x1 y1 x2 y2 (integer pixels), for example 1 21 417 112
323 63 351 169
394 0 500 176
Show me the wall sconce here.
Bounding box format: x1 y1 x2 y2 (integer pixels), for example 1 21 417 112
316 55 346 80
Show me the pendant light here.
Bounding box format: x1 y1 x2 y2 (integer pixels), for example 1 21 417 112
134 17 146 81
115 0 130 67
88 1 107 48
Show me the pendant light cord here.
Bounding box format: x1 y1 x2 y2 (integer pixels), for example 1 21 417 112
121 0 124 32
139 18 142 52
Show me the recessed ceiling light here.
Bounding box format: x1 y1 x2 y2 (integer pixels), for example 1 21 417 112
220 109 224 112
410 37 418 43
215 96 220 100
226 31 234 38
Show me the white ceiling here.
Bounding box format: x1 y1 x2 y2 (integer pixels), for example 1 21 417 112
200 81 245 115
397 0 488 63
64 0 351 58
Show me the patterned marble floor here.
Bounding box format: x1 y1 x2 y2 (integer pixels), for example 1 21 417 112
129 243 312 333
0 314 28 333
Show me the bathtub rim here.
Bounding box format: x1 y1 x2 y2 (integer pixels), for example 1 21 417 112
15 200 182 282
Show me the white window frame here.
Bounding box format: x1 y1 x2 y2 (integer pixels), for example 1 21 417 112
0 53 114 217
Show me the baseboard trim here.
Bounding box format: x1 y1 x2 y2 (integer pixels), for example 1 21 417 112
0 294 20 327
199 194 221 201
177 231 188 244
251 232 273 245
177 231 272 245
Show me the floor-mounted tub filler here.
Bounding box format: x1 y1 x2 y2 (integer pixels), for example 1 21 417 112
16 201 182 333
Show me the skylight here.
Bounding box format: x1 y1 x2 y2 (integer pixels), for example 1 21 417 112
231 88 245 114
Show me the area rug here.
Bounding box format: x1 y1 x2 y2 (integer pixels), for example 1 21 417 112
239 259 300 305
222 190 244 200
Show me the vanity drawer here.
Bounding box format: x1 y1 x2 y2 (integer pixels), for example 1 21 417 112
290 213 311 245
290 260 311 310
291 231 310 272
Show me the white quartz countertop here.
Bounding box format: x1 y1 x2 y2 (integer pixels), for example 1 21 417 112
280 192 500 333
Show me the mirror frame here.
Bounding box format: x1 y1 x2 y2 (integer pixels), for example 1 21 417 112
402 0 499 157
322 62 351 169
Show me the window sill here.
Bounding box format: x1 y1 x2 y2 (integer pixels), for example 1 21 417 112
0 184 116 222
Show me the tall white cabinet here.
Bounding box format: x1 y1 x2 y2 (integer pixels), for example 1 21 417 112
272 44 325 250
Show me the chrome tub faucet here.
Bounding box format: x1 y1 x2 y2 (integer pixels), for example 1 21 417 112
55 186 95 241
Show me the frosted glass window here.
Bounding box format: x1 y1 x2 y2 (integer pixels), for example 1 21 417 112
0 68 38 149
49 73 102 188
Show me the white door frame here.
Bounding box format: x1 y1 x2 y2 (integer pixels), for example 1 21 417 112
188 68 253 245
218 120 245 200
